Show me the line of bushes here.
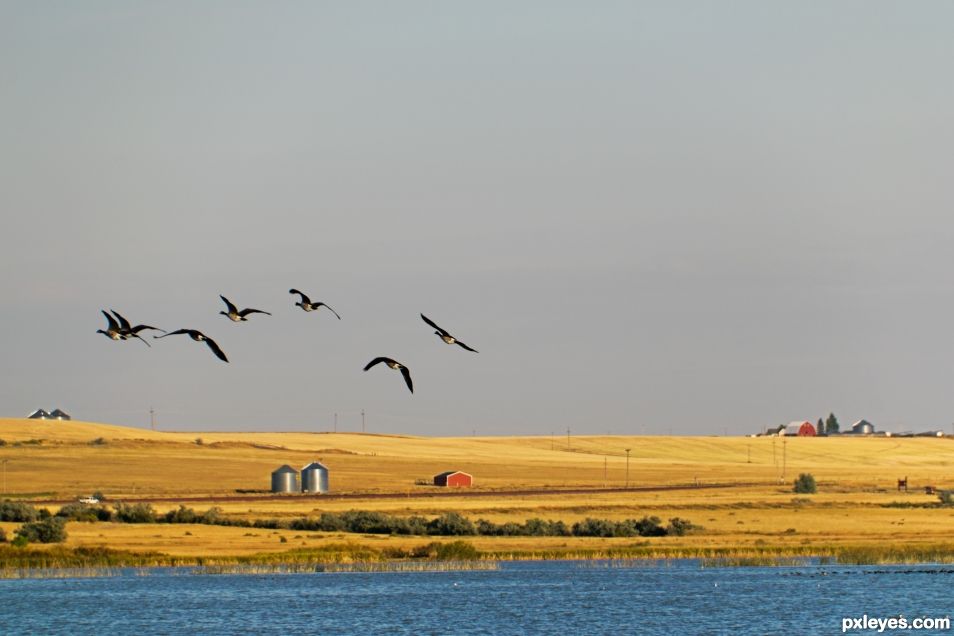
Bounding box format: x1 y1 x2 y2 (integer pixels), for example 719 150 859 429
5 500 701 540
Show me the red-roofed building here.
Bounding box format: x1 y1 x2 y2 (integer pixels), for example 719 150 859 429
434 471 473 488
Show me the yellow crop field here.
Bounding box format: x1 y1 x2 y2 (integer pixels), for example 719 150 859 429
2 418 954 560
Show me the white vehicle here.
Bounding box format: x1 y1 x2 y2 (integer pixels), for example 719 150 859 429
78 496 99 505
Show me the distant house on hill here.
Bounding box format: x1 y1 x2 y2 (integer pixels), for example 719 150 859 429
26 408 71 421
434 471 473 488
784 421 817 437
762 424 786 436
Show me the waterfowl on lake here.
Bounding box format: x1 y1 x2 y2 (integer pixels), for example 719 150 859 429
219 295 271 322
420 314 478 352
289 289 340 319
363 356 413 393
154 329 229 362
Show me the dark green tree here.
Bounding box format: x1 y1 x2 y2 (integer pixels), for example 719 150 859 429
825 413 840 434
16 517 68 543
816 418 825 435
793 473 817 494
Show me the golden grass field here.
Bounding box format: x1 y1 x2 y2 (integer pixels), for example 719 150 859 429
2 417 954 561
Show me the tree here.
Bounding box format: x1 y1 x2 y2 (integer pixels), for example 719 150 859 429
817 418 825 435
793 473 817 494
0 501 39 522
16 517 68 543
825 413 840 435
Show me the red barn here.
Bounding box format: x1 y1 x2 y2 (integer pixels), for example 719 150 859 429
784 421 817 436
434 471 473 488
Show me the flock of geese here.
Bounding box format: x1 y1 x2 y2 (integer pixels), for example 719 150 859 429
96 289 478 394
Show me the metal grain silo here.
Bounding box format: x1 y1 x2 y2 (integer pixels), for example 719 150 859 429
301 461 329 494
271 464 299 493
851 420 875 435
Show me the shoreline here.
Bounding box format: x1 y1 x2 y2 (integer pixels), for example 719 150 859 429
5 541 954 578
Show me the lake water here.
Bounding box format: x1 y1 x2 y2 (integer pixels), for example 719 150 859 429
1 561 952 635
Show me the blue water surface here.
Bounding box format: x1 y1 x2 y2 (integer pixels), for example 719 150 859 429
1 561 951 635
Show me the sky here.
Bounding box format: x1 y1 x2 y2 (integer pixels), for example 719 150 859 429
2 2 954 435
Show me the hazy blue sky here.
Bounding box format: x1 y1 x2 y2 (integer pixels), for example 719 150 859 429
3 2 954 435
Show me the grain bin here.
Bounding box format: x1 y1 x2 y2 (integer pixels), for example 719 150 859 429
271 464 299 493
301 461 329 494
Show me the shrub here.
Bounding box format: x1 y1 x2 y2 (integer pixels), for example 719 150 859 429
0 527 5 542
57 503 111 522
426 512 476 536
16 517 68 543
89 437 107 446
666 517 699 536
524 518 555 536
0 501 39 522
938 490 954 505
113 502 157 524
411 542 440 559
435 540 479 561
0 439 6 446
793 473 817 494
339 510 397 534
634 516 667 537
11 534 29 548
572 518 616 537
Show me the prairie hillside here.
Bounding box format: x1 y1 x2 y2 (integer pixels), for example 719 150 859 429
3 418 954 559
1 418 952 498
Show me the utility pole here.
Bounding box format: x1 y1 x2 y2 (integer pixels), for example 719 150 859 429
362 409 366 434
550 432 554 451
625 448 632 488
567 427 571 451
149 406 156 431
747 443 751 464
782 439 787 481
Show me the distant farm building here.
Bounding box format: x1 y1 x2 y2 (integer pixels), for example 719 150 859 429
26 408 71 420
784 421 817 437
851 419 875 435
434 471 473 488
301 461 329 494
761 424 786 436
271 465 299 493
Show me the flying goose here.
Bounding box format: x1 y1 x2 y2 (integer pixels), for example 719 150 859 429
219 295 271 322
96 310 158 347
154 329 229 362
289 289 340 319
363 357 413 393
421 314 478 352
111 309 165 338
96 310 128 342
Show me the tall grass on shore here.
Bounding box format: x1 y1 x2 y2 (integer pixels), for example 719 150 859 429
198 561 499 575
486 543 954 565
